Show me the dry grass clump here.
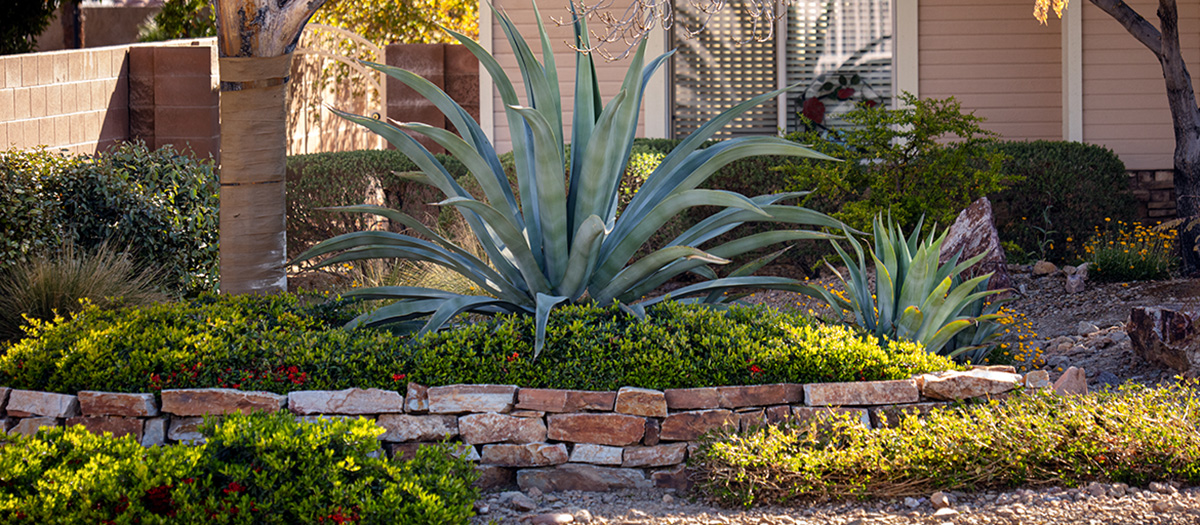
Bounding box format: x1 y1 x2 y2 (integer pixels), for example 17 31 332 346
0 243 164 341
694 382 1200 507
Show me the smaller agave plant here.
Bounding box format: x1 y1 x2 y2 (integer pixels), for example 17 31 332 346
294 3 845 356
801 215 1009 361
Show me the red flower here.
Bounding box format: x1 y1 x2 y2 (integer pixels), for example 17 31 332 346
142 484 176 517
836 87 856 100
223 482 245 495
801 98 826 124
864 100 879 108
392 373 407 382
506 352 519 362
182 478 195 484
749 365 763 375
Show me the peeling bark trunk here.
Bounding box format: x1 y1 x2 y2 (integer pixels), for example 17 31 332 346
1087 0 1200 273
214 0 326 294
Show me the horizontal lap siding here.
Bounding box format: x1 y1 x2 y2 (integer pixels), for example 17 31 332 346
918 0 1063 141
491 0 647 154
1082 0 1200 170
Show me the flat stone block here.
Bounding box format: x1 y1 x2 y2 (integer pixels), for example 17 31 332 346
459 412 547 444
663 387 720 410
867 402 949 428
161 389 285 416
614 387 667 418
622 443 687 468
546 413 645 446
659 410 737 441
517 463 651 492
389 442 479 462
569 443 623 465
803 379 919 406
142 417 167 447
78 391 158 417
288 388 404 415
517 389 615 412
481 443 569 467
475 465 517 491
405 383 429 413
922 369 1022 401
376 414 458 442
717 383 803 408
167 416 206 444
7 390 80 418
428 384 517 414
8 417 58 436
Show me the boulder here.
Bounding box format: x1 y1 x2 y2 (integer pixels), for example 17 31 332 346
1054 367 1088 396
66 416 144 440
1128 306 1200 372
1023 370 1052 389
614 387 667 418
427 384 517 414
78 391 158 417
803 379 919 406
1066 274 1086 294
288 388 404 415
458 413 547 444
517 463 651 492
1032 260 1058 277
921 369 1022 401
938 197 1011 292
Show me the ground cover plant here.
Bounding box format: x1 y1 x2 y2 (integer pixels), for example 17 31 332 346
1083 220 1178 281
296 4 843 354
0 411 478 524
0 294 958 395
693 382 1200 508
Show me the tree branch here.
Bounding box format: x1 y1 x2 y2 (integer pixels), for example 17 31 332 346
1088 0 1163 56
215 0 328 57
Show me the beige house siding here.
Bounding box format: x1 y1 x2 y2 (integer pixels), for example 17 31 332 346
489 0 648 154
917 0 1063 141
1082 0 1200 170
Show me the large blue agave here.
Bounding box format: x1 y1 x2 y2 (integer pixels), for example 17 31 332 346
294 3 844 356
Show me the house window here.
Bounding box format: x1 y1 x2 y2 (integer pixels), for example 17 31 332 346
672 0 894 138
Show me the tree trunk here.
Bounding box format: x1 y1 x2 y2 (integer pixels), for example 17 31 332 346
214 0 325 294
1088 0 1200 273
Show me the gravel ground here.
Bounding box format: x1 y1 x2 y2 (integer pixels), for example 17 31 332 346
474 482 1199 524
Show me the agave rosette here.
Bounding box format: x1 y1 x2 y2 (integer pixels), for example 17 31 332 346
294 3 844 355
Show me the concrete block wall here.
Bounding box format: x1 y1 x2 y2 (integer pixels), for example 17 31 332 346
1128 169 1177 221
386 43 480 154
128 44 220 160
0 46 130 155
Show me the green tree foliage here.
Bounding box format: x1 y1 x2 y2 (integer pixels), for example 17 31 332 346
137 0 216 42
310 0 478 44
2 0 68 55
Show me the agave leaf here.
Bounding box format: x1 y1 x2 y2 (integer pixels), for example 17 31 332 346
671 201 845 248
567 5 603 235
393 122 518 218
895 305 923 342
636 276 808 308
510 106 570 285
703 247 792 303
593 246 731 304
704 230 840 260
341 285 469 301
347 298 448 328
437 197 553 294
533 293 570 358
572 88 630 236
559 215 607 299
418 295 518 338
925 318 979 356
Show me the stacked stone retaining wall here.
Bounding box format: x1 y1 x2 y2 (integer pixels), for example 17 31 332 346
0 367 1055 492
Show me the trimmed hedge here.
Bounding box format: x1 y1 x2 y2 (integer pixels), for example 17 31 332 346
0 294 958 395
0 411 478 524
694 383 1200 507
990 141 1138 263
0 142 219 294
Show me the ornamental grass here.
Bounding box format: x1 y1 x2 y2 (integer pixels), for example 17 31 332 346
693 382 1200 507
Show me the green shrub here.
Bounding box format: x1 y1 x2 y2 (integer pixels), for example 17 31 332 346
286 149 469 258
990 140 1137 263
0 142 219 295
0 242 166 341
0 411 478 524
137 0 217 42
779 93 1013 234
694 382 1200 507
0 295 958 394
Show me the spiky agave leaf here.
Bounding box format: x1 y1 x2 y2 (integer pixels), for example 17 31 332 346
294 1 844 357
